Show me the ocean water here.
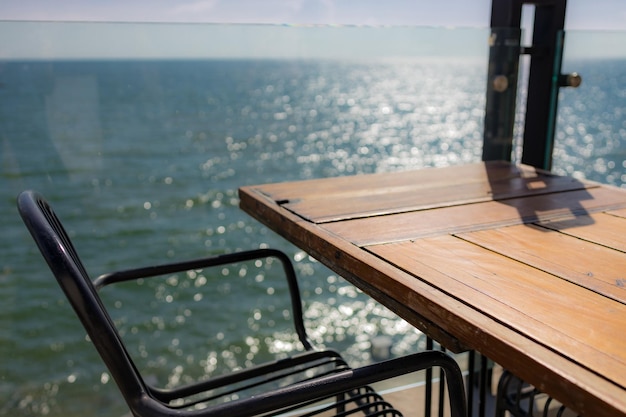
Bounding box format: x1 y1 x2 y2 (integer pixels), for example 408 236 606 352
0 58 624 417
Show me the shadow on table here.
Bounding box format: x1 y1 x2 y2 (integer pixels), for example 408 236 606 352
485 162 595 231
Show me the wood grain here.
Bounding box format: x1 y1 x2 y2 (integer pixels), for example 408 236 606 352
366 236 626 390
538 211 626 253
457 221 626 302
322 187 626 246
250 161 592 223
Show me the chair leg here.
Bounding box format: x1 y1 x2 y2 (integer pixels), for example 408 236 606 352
424 337 462 417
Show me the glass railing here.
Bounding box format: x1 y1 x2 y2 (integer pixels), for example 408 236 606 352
1 21 624 417
553 30 626 186
1 21 490 417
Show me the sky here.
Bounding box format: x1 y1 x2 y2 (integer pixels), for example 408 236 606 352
1 0 625 60
1 0 625 30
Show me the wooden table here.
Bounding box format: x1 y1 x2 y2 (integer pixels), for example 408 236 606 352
239 161 626 417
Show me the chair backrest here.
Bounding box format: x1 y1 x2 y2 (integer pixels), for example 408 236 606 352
17 190 150 411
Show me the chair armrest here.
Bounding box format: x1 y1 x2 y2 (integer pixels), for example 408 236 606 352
94 248 312 349
95 248 291 287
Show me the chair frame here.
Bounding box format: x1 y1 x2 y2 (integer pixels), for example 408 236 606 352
495 370 579 417
18 190 467 417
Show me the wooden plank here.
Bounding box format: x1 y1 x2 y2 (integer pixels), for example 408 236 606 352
323 187 626 246
254 161 517 201
608 207 626 218
366 236 626 391
283 173 588 223
456 223 626 304
250 162 592 223
538 211 626 253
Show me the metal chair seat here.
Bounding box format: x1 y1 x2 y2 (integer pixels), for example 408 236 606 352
18 190 467 417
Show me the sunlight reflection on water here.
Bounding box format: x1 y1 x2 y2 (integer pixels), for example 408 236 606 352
2 56 624 416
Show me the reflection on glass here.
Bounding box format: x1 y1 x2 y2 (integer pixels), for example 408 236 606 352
1 22 624 417
553 30 626 186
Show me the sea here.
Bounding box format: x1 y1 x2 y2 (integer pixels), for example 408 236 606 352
1 57 624 416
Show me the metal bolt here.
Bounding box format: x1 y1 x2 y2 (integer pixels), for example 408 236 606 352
562 72 582 88
493 75 509 92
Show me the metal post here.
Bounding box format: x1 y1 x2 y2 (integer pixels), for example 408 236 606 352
482 0 523 162
520 0 567 170
483 0 579 170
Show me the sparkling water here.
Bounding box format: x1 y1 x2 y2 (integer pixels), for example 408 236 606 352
1 56 624 416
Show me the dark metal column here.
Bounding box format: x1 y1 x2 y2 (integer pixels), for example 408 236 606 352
520 0 567 170
483 0 579 170
482 0 523 163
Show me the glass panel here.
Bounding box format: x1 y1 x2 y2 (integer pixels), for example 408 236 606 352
1 21 489 417
554 30 626 187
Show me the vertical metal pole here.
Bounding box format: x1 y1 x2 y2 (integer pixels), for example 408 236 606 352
482 0 523 162
467 351 476 416
520 0 567 170
483 0 572 170
425 337 434 417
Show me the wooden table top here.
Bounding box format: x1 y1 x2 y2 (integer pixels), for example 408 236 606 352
238 161 626 417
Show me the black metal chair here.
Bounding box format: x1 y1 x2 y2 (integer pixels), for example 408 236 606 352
18 190 467 417
495 371 579 417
